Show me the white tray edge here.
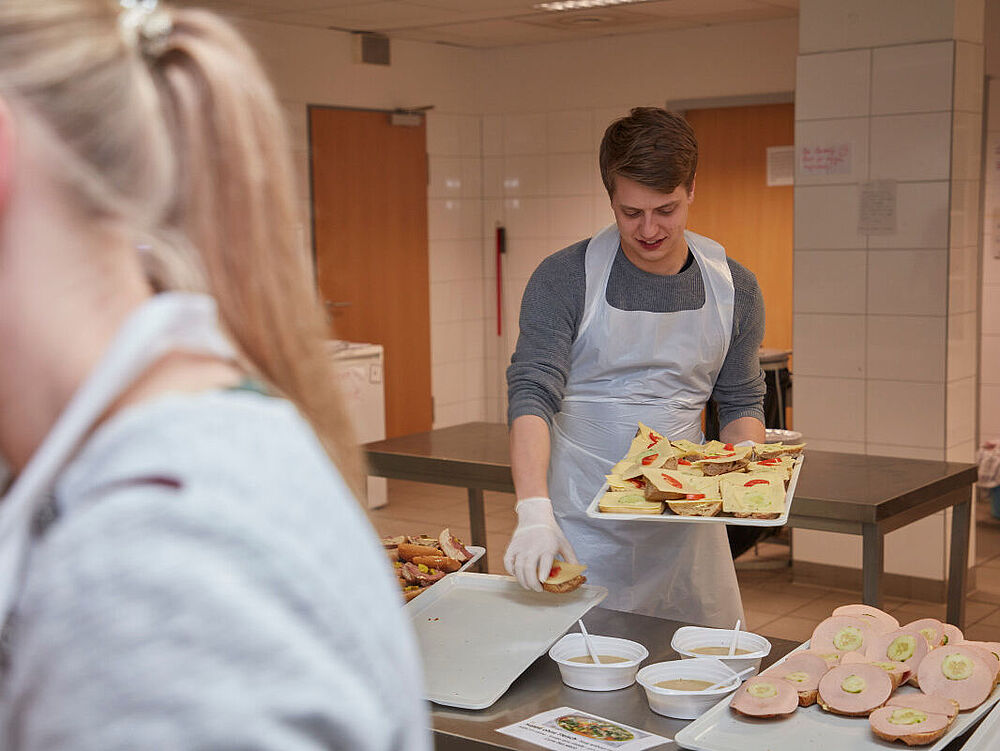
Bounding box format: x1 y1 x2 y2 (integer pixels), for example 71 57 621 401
584 455 803 527
674 639 1000 751
407 572 609 709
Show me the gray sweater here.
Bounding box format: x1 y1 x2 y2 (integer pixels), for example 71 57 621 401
1 390 430 751
507 238 766 428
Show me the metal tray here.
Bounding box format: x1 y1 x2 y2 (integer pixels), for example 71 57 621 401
674 640 1000 751
406 572 607 710
584 455 802 527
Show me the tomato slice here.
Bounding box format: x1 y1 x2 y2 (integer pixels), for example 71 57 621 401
724 443 734 451
678 459 691 465
641 453 658 465
548 564 561 578
627 478 644 488
662 473 683 488
759 458 778 465
685 493 706 500
744 479 769 487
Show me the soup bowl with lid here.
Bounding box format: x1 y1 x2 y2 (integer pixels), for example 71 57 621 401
671 625 770 676
548 633 649 691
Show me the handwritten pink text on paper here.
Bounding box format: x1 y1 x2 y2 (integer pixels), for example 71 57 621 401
799 143 852 176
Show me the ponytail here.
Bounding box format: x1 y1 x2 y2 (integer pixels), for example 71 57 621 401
0 1 363 496
148 10 365 495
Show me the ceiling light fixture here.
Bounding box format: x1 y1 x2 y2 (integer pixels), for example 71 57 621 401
534 0 651 10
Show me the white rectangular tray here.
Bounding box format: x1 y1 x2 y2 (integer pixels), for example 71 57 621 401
406 572 607 710
674 640 1000 751
584 455 802 527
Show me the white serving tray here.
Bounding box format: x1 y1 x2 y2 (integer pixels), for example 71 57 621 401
674 640 1000 751
406 572 607 710
584 455 803 527
959 691 1000 751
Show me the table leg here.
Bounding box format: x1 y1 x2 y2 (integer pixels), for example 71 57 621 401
862 523 884 609
774 370 786 430
947 497 971 628
468 488 488 573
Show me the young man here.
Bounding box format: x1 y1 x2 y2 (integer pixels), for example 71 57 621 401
503 107 766 625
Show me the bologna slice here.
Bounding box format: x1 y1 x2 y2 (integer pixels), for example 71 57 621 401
832 604 900 634
917 644 995 711
811 615 876 655
817 663 893 717
905 618 946 648
885 693 960 720
869 704 952 746
841 651 912 690
940 623 964 647
866 627 931 683
762 652 830 706
729 675 799 718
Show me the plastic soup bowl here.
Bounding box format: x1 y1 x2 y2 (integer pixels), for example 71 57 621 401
671 626 771 677
636 658 742 719
548 633 649 691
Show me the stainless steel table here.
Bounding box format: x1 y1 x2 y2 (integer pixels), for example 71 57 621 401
430 606 986 751
430 606 799 751
365 422 977 624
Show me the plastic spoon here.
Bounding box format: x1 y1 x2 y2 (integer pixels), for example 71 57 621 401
703 665 755 692
577 619 602 665
727 619 742 656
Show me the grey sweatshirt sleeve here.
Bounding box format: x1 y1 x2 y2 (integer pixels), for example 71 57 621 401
506 241 587 425
713 259 766 428
4 395 430 751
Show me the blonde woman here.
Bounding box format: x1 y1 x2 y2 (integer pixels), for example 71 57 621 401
0 1 430 748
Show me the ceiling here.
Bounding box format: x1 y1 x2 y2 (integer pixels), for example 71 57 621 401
182 0 799 48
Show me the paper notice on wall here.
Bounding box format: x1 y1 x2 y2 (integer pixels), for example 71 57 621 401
858 180 897 235
497 707 669 750
766 146 794 186
799 142 852 176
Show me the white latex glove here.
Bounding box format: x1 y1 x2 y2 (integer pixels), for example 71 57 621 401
503 497 578 592
735 440 755 447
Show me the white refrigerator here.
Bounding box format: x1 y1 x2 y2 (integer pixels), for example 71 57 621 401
330 341 388 509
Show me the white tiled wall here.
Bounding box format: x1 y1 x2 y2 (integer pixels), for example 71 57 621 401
428 112 488 428
792 0 984 580
481 109 622 423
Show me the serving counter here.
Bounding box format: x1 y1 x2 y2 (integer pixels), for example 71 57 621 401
365 422 977 626
428 607 984 751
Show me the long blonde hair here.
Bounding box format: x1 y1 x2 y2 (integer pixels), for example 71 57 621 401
0 0 363 494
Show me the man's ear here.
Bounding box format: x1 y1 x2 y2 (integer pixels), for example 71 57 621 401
688 175 696 203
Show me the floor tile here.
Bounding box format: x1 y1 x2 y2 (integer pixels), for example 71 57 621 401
790 592 867 622
887 601 947 622
761 615 817 643
743 607 783 632
973 607 1000 628
962 621 1000 642
969 589 1000 606
964 600 1000 624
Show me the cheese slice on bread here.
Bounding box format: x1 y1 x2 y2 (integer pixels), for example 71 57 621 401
543 561 587 593
721 474 785 518
599 490 664 514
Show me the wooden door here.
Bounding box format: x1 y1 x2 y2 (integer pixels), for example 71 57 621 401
684 103 794 353
310 106 432 438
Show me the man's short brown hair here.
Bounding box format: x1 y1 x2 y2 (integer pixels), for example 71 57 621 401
599 107 698 198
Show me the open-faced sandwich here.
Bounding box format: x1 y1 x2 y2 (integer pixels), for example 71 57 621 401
383 527 474 602
542 560 587 593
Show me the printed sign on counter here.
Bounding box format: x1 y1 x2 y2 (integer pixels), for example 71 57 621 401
497 707 669 750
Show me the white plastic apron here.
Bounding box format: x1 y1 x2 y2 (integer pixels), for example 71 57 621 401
549 224 744 626
0 292 236 627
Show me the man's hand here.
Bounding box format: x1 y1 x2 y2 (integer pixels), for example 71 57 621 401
503 497 578 591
